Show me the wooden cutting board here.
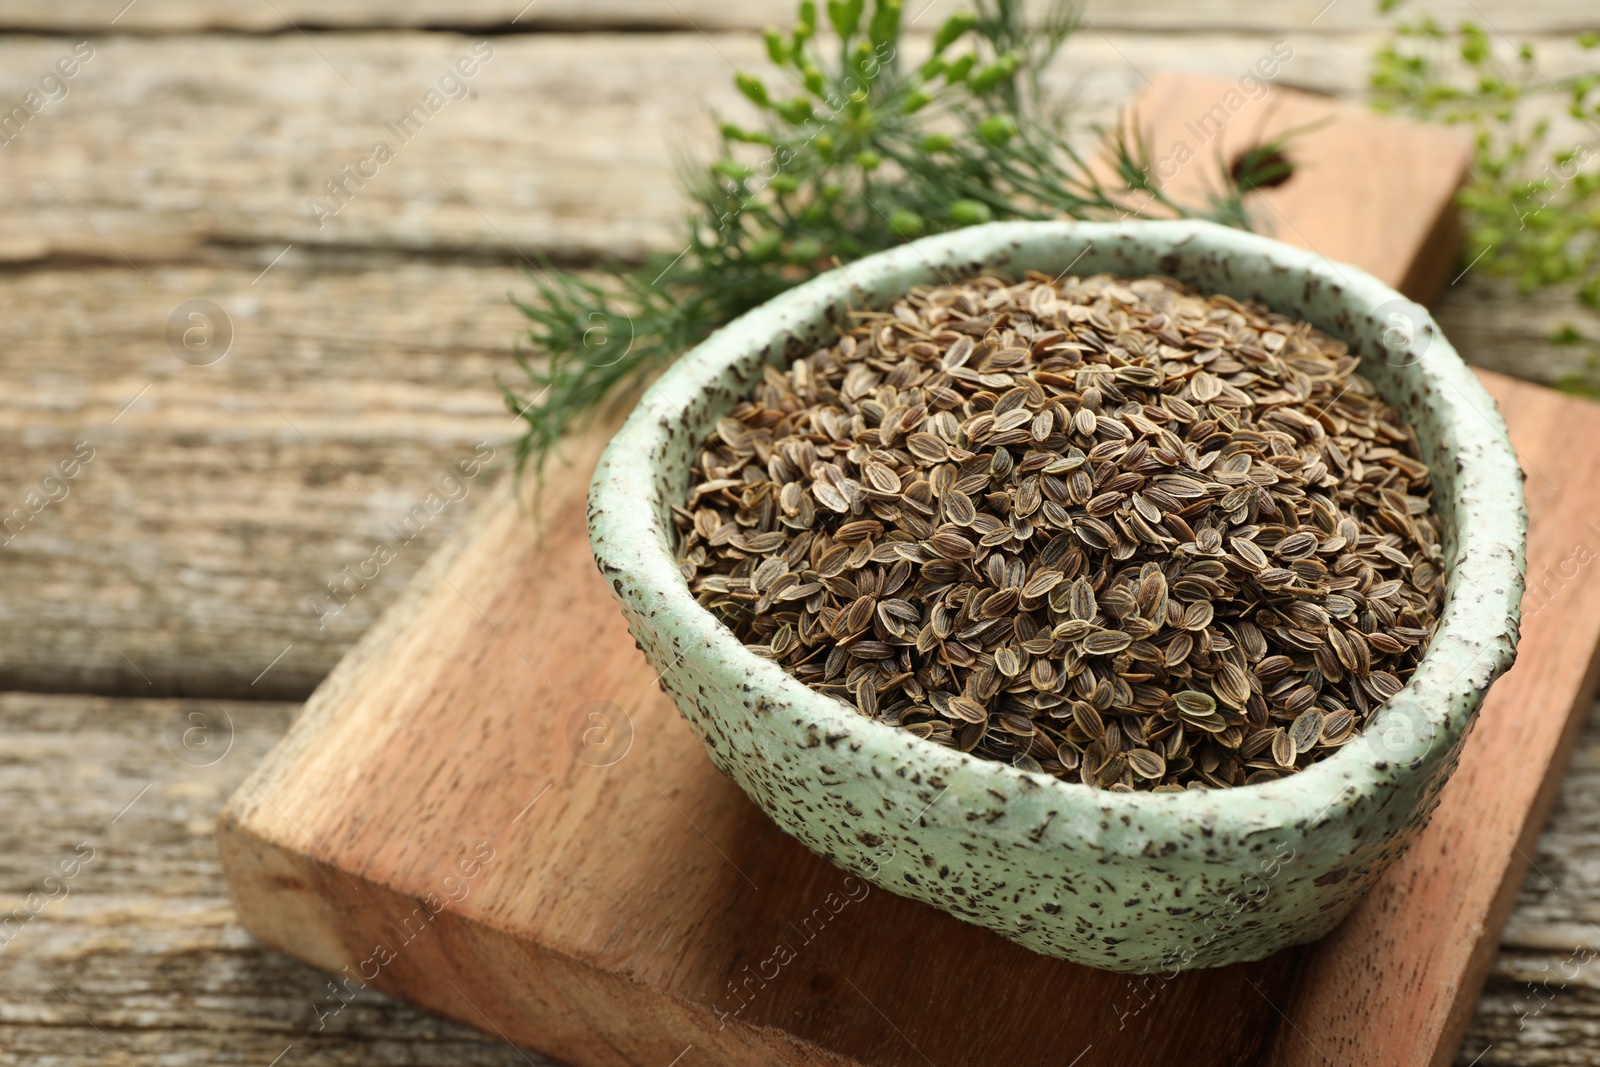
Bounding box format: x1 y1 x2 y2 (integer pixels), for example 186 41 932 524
218 78 1597 1067
1109 73 1471 301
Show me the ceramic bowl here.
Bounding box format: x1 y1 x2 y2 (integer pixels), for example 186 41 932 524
587 220 1525 971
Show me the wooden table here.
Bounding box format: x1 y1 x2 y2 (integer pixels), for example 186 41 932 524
1 3 1597 1064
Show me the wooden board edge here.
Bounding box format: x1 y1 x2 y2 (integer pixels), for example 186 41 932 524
212 476 509 832
214 430 604 838
1399 183 1467 305
215 816 864 1067
1374 100 1474 304
1429 646 1600 1067
1263 373 1600 1066
1419 374 1600 1066
1103 72 1475 301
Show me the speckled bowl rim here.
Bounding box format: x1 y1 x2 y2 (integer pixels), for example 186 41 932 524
593 219 1524 850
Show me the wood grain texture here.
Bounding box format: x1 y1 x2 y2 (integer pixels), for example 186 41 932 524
1460 714 1600 1066
216 432 1300 1067
1112 72 1473 300
0 256 1589 701
11 687 1600 1065
1269 381 1600 1067
0 692 541 1067
0 3 1597 1064
214 371 1600 1067
0 32 732 264
1434 278 1600 390
8 27 1597 266
0 256 519 699
0 29 1484 265
0 0 1595 34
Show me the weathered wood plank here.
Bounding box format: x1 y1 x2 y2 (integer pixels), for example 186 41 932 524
0 30 1411 263
0 0 1594 34
1435 277 1600 391
6 689 1600 1064
7 28 1597 266
1457 728 1600 1064
1 8 1597 1060
0 256 521 699
0 254 1589 700
0 32 731 263
0 692 539 1066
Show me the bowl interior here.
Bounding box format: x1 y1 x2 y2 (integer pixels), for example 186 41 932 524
603 219 1525 837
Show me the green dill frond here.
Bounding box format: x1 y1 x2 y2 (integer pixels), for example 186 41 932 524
503 0 1288 479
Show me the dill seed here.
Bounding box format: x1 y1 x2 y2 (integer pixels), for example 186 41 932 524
672 271 1446 791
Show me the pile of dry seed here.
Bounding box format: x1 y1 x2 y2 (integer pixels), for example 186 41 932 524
671 272 1445 791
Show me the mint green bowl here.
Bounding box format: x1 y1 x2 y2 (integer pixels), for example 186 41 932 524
586 221 1525 970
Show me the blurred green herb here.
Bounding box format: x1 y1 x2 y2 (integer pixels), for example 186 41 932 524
504 0 1281 477
1549 323 1600 397
1370 5 1600 305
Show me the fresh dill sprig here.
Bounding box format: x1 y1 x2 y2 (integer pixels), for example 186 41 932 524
504 0 1278 477
1370 5 1600 304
